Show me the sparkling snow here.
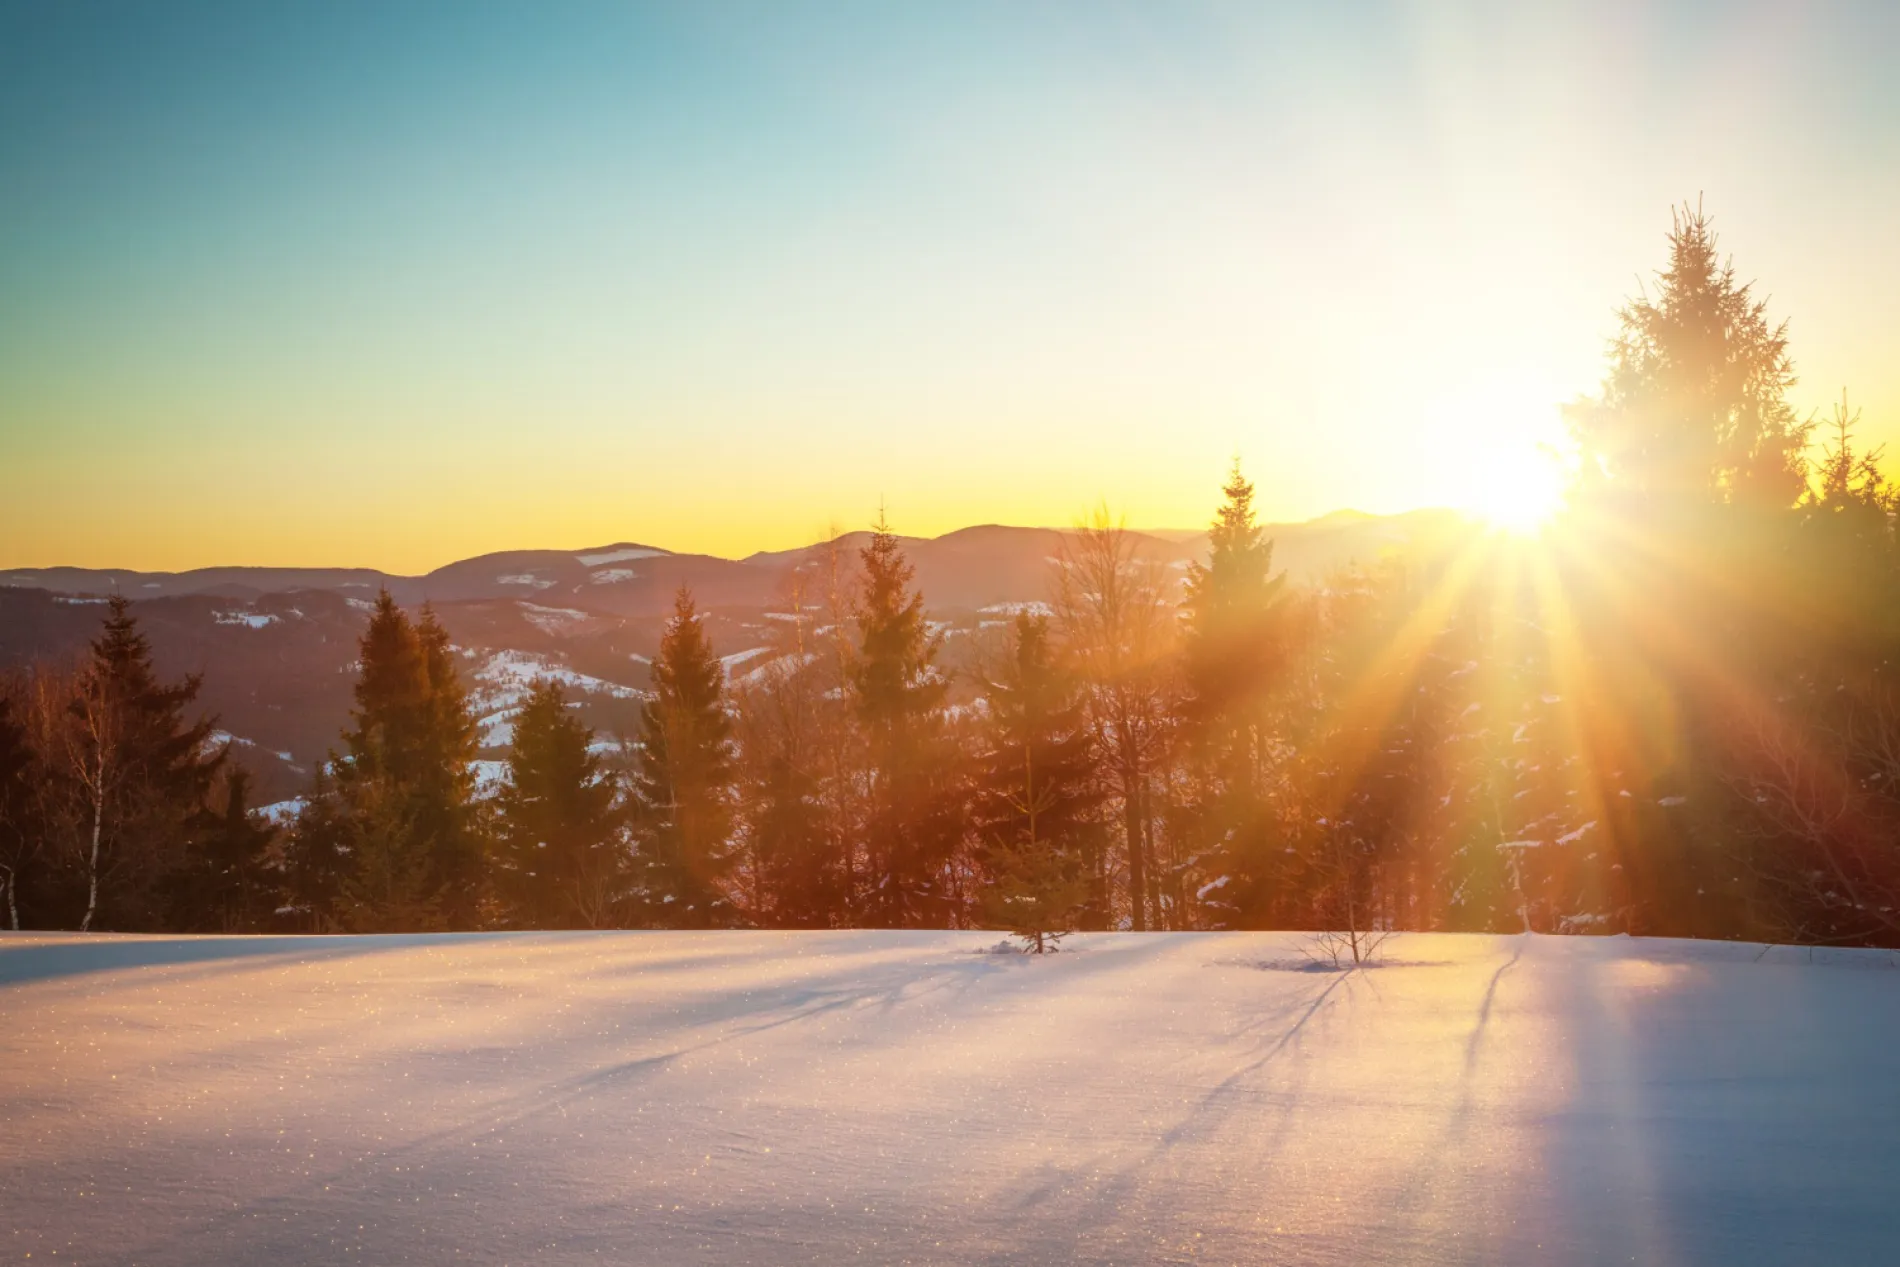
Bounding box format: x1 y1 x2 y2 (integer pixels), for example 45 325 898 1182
2 931 1895 1265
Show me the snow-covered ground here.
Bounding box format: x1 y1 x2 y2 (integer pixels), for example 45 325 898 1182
3 931 1896 1265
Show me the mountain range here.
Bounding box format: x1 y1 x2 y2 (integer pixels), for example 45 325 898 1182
0 510 1464 808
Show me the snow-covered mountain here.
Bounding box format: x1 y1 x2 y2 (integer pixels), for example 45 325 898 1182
0 513 1465 804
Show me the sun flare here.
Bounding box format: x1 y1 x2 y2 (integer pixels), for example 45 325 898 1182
1427 376 1571 533
1470 445 1567 532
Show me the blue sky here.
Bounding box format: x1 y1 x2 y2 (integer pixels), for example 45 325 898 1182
3 1 1897 568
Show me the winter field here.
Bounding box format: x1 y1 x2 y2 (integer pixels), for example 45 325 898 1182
4 931 1897 1266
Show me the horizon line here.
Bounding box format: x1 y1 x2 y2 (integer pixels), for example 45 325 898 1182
1 507 1446 578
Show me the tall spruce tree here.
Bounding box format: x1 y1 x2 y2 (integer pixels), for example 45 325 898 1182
413 606 484 922
850 517 961 927
57 598 222 931
974 614 1099 951
1568 202 1809 508
495 680 623 928
287 592 482 931
1559 204 1816 937
1181 464 1288 928
631 587 738 927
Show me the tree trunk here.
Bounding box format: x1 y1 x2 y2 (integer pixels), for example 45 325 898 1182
1124 772 1147 932
81 778 104 933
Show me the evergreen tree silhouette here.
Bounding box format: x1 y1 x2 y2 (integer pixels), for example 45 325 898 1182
495 679 623 927
850 516 961 927
631 587 737 927
1569 201 1809 507
166 768 277 932
414 606 484 923
974 614 1098 950
1181 463 1288 927
287 591 481 931
61 597 222 931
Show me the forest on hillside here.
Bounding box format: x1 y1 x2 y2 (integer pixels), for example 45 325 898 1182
3 206 1898 949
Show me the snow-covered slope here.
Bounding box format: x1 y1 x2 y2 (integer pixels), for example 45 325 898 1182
3 931 1895 1265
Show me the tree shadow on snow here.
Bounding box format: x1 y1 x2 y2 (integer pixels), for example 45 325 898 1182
0 932 491 987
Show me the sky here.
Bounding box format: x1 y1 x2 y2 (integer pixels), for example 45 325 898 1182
3 1 1898 573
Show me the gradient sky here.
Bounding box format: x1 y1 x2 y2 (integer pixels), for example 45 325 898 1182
3 1 1898 572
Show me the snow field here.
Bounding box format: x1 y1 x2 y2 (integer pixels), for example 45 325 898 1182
2 931 1897 1265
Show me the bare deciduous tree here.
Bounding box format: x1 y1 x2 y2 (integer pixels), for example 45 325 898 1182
1054 507 1177 930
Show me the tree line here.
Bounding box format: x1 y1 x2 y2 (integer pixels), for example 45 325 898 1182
3 203 1897 947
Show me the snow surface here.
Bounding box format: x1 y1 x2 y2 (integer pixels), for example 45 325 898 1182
201 731 294 762
478 709 519 749
519 603 589 634
256 798 305 826
470 759 509 795
469 650 641 717
2 932 1896 1265
577 547 665 567
719 646 771 674
212 610 279 628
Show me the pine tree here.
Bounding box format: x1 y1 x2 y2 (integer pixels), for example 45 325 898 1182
1561 205 1816 936
413 606 484 923
55 598 222 931
1181 463 1288 928
0 691 38 930
495 679 623 927
631 587 738 927
166 768 277 932
1802 392 1900 598
281 763 356 930
337 757 445 932
286 591 483 931
732 649 843 928
974 614 1099 951
1569 201 1810 508
850 517 961 927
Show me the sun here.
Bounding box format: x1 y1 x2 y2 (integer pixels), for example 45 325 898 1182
1426 374 1572 533
1470 443 1567 533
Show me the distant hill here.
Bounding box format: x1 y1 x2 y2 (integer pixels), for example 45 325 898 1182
4 509 1461 606
1 510 1470 806
1160 508 1466 583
